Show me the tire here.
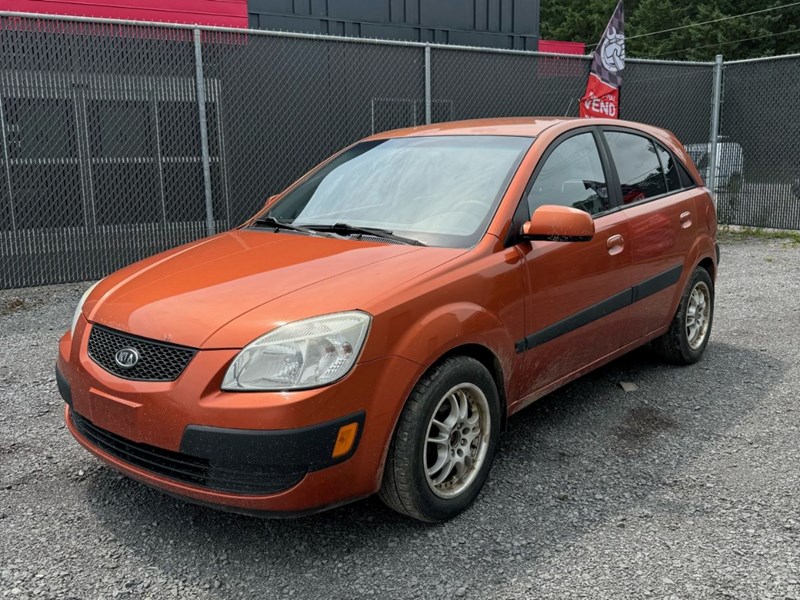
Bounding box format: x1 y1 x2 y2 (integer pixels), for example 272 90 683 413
653 266 714 365
379 356 501 522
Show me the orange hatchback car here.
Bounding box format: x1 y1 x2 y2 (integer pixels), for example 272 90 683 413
58 117 718 522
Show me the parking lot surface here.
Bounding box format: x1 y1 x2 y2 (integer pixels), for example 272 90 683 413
1 236 799 599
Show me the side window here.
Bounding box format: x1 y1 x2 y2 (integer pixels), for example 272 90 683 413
527 133 610 216
676 157 697 188
605 131 668 203
655 143 681 191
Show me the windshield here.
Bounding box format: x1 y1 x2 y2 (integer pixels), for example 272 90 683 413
262 135 533 248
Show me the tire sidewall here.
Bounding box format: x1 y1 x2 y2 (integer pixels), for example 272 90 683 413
677 267 714 361
405 359 501 521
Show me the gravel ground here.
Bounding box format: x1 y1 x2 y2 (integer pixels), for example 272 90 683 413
1 236 799 599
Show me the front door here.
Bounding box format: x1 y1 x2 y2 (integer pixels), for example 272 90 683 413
515 129 635 401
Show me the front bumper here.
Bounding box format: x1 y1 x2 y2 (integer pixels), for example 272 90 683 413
58 317 421 514
65 402 364 495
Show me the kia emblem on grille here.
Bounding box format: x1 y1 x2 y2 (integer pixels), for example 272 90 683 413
114 347 140 369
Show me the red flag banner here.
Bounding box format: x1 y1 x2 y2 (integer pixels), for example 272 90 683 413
580 0 625 119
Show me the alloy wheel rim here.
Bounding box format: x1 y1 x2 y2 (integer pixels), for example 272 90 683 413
686 281 711 350
423 382 491 499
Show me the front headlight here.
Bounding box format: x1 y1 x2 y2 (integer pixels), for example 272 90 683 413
70 281 100 336
221 311 371 391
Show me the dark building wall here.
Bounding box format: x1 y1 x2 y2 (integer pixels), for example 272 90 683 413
248 0 539 50
7 0 248 27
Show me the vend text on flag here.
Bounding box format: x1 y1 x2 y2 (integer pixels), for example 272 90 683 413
580 0 625 119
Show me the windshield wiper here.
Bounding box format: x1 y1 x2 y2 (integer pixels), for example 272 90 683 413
251 216 325 237
301 223 425 246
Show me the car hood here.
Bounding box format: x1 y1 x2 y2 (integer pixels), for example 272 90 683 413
86 229 462 349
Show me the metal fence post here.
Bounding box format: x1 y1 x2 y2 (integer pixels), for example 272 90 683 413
708 53 724 202
193 28 216 236
424 45 432 125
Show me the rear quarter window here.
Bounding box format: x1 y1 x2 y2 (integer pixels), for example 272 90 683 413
655 143 682 191
676 155 698 188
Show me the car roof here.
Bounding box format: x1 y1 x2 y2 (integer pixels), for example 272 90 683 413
367 117 677 141
367 117 568 139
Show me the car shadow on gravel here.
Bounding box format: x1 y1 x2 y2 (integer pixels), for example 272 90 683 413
81 339 781 592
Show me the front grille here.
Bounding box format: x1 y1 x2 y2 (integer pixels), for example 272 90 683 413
87 325 196 381
70 410 305 495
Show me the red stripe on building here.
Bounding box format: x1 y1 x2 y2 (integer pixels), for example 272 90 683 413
538 40 586 55
4 0 248 27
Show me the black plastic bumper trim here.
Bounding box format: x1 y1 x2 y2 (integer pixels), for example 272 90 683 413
70 409 313 495
56 365 72 407
180 411 366 473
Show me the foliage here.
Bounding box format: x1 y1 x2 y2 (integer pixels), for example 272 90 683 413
718 225 800 245
540 0 800 60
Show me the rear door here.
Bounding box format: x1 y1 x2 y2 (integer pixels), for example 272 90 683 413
515 128 635 400
600 128 699 339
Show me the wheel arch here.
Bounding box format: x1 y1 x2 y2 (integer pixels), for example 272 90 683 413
698 256 715 281
437 343 508 432
685 233 717 284
374 340 511 487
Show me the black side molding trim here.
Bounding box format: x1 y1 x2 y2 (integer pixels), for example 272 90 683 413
633 264 683 302
515 288 633 353
515 263 683 353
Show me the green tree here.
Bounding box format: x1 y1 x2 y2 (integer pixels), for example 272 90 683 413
541 0 800 60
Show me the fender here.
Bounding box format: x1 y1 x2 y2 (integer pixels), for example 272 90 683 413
369 302 518 488
388 301 516 392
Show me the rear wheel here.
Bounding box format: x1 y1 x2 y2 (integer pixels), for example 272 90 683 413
653 266 714 365
379 356 500 522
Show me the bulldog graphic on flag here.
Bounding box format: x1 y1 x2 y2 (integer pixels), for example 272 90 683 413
581 1 625 118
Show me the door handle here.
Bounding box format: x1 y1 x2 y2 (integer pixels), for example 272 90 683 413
680 211 693 228
606 234 624 255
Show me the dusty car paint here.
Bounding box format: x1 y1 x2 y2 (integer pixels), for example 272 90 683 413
58 117 716 516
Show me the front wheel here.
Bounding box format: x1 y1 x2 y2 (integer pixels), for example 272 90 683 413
653 266 714 364
379 356 501 522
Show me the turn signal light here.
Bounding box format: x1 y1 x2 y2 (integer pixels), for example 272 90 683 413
332 422 359 458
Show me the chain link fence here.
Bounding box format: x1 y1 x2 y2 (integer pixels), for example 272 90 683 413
0 18 207 288
622 60 714 149
714 56 800 229
0 12 796 289
200 30 426 227
430 48 588 120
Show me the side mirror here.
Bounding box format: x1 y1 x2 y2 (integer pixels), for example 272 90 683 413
520 205 595 242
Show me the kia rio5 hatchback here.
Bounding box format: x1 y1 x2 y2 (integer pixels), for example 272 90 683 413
58 118 718 522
